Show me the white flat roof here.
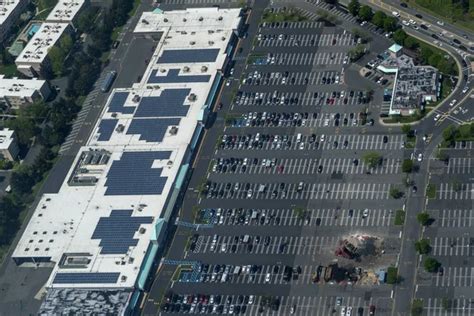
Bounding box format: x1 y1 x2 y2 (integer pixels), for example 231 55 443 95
0 75 47 98
15 22 69 64
13 7 242 289
0 128 15 150
0 0 23 26
46 0 85 23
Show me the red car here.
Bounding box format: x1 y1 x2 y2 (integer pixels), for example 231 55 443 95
369 305 376 315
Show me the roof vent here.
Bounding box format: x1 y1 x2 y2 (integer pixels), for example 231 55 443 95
169 126 178 135
190 41 196 45
139 227 146 234
208 41 214 45
163 18 168 22
188 93 197 102
115 124 125 133
160 68 166 73
183 66 190 72
199 17 203 21
221 36 226 41
132 94 141 102
201 65 208 72
218 16 223 21
182 18 187 22
120 275 127 282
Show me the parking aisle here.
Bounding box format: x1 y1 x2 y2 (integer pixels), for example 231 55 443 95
213 157 400 175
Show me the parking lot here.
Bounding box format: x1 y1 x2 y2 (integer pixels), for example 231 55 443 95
415 144 474 314
157 6 406 316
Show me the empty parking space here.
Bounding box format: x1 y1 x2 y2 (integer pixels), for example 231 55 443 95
437 183 474 200
431 237 473 256
446 158 473 174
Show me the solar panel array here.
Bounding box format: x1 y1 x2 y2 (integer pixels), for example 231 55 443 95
157 48 220 64
133 89 191 118
127 118 180 142
53 272 120 284
91 209 153 254
97 119 118 141
105 151 171 196
107 92 135 114
147 69 211 84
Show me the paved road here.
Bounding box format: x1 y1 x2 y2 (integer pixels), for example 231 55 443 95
363 0 474 45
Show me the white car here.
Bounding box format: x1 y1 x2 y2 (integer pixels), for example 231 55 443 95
226 80 231 86
249 295 254 305
247 189 253 198
362 209 369 218
221 243 227 253
299 142 305 150
320 134 326 142
341 307 346 316
417 153 423 162
462 86 469 94
449 99 457 107
265 273 271 283
402 20 409 26
434 114 441 121
409 19 416 25
346 306 353 316
392 11 400 17
437 20 444 26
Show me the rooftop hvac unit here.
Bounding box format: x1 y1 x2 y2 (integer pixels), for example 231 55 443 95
160 68 166 73
115 124 125 133
120 275 127 282
199 17 203 21
190 41 195 45
218 16 223 21
201 66 208 72
139 227 146 234
169 126 178 135
132 94 141 102
163 18 168 22
183 66 190 72
188 93 197 102
221 36 226 41
182 18 187 22
208 30 214 34
208 41 214 45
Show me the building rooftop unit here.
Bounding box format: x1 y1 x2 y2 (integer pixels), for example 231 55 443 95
135 7 241 34
15 22 69 64
13 6 242 293
0 0 23 26
46 0 86 23
388 43 403 54
0 75 47 98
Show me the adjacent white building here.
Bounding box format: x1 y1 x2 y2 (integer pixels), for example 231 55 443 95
0 128 19 161
15 22 71 77
0 75 51 109
46 0 87 25
0 0 29 42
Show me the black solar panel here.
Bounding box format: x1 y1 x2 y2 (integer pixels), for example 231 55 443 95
147 69 211 84
133 89 190 118
157 48 220 63
104 151 171 196
91 209 153 254
127 118 180 142
107 92 135 114
53 272 120 284
97 119 118 141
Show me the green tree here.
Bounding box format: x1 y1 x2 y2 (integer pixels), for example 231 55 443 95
423 257 441 273
363 152 382 168
48 46 66 76
393 29 407 45
358 5 373 21
416 212 431 226
402 159 414 173
383 16 398 32
386 267 399 284
420 46 433 63
348 0 360 16
401 124 411 135
348 44 367 61
10 165 35 195
404 36 419 50
411 299 423 316
415 239 431 254
442 125 458 142
371 11 386 28
60 34 73 52
389 187 404 199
